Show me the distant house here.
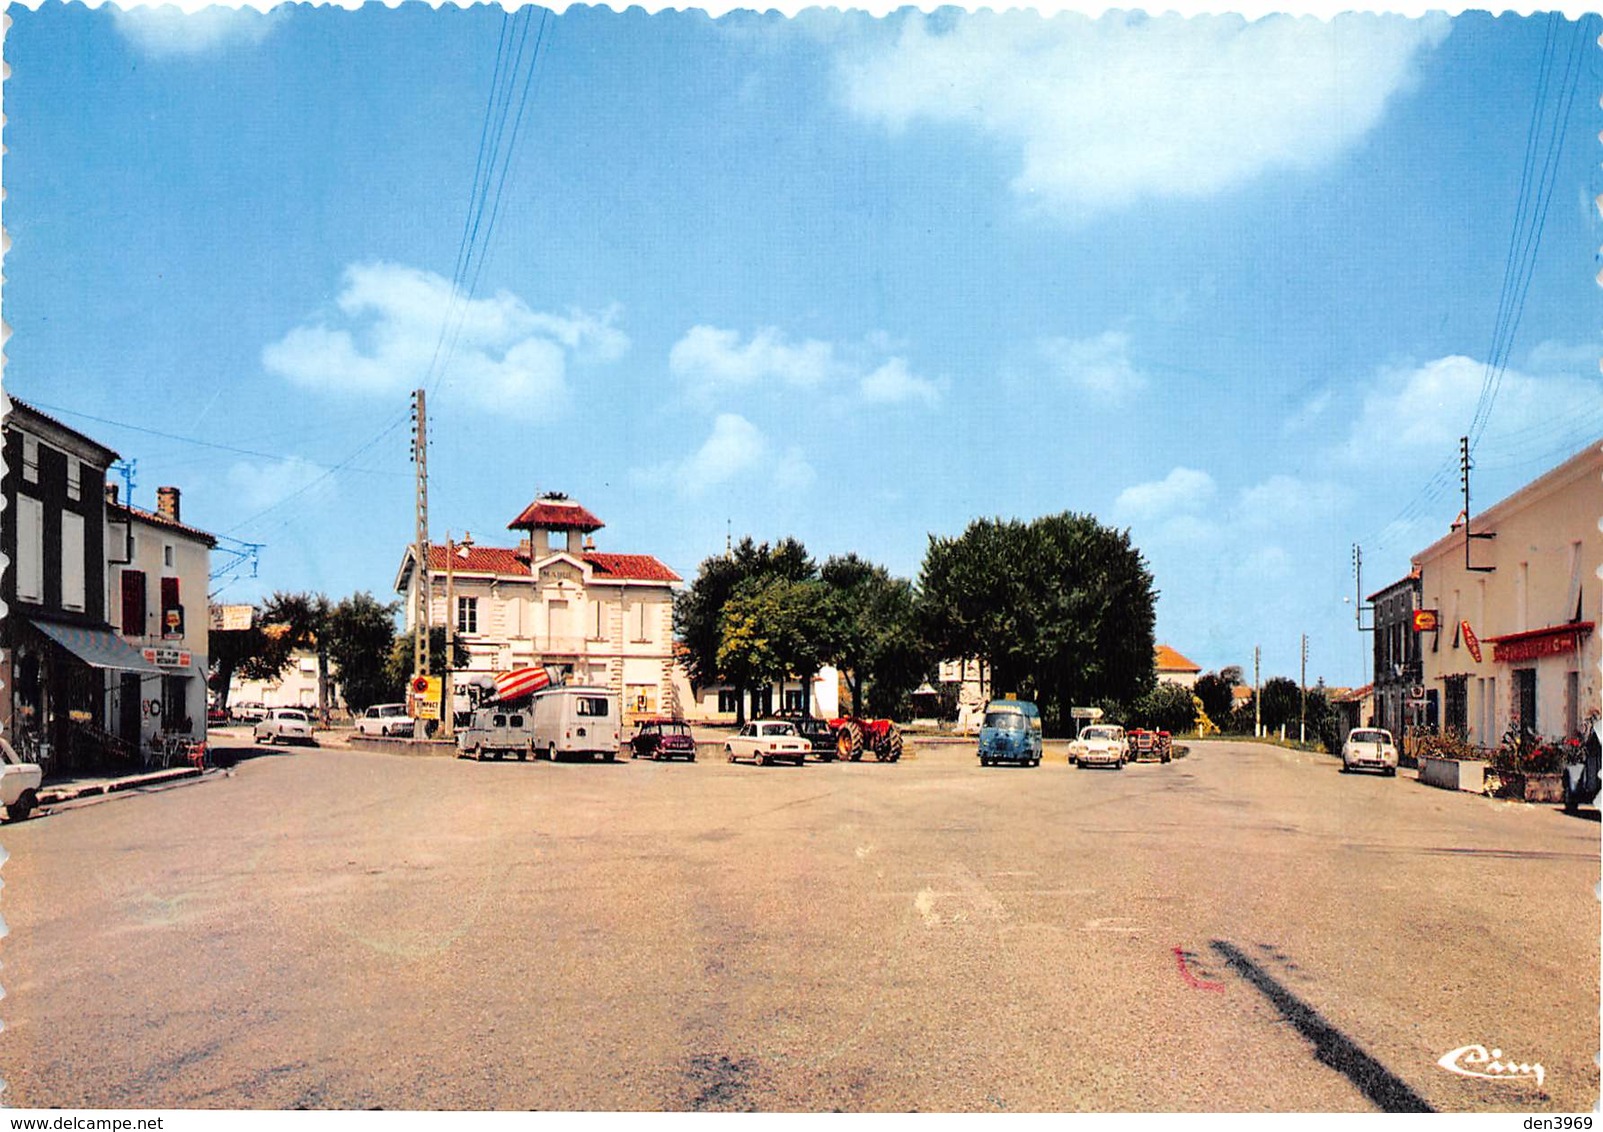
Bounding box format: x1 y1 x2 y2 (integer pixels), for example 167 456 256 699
1369 570 1423 738
229 648 338 714
1154 644 1202 689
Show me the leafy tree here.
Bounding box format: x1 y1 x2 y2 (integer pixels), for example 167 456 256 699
1130 681 1201 733
208 620 277 712
918 512 1157 734
383 627 471 693
1219 665 1245 686
1193 672 1235 726
674 536 818 724
822 553 926 718
248 591 334 717
1258 676 1302 735
326 592 402 713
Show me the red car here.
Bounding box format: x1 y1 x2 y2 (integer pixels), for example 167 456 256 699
629 718 697 761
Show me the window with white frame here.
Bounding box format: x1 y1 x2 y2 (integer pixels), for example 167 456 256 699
164 543 175 569
632 600 652 643
61 511 86 611
457 595 478 635
15 495 43 602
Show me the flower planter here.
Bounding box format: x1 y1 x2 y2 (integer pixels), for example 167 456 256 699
1419 755 1487 793
1495 771 1565 804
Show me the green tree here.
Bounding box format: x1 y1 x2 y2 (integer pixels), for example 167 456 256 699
384 627 471 694
253 591 333 718
822 553 926 718
1193 672 1235 727
326 592 402 714
918 512 1157 734
674 536 818 724
1130 681 1202 733
1258 676 1302 735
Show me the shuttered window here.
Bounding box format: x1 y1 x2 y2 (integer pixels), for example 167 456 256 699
161 576 182 638
121 570 147 636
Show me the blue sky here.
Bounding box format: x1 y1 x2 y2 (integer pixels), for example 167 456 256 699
4 4 1599 687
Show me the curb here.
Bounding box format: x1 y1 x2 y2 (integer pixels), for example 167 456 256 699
38 766 204 805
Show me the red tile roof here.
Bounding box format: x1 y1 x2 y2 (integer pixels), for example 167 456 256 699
422 544 679 583
585 553 682 583
508 497 604 532
1154 644 1200 673
109 502 218 548
425 545 528 574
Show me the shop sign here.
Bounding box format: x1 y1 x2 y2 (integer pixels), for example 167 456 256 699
410 675 441 721
1461 621 1482 663
1491 623 1593 664
142 646 192 668
1411 609 1440 632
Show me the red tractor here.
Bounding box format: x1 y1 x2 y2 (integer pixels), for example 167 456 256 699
829 716 904 762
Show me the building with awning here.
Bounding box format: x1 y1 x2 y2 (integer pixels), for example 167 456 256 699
1412 441 1601 749
2 394 215 773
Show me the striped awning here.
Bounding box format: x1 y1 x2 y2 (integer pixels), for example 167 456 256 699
32 620 165 675
492 666 559 702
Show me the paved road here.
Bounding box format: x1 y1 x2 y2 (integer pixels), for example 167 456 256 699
2 736 1596 1111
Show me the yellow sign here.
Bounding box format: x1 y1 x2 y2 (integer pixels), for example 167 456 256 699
410 675 442 720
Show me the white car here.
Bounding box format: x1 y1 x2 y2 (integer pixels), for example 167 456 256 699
1070 724 1128 769
254 708 316 746
356 703 415 738
0 737 43 822
232 701 269 724
725 719 810 767
1342 728 1398 776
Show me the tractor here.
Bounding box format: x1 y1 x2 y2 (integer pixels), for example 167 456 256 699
829 716 904 762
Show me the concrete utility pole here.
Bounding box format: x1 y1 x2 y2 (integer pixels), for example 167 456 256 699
411 389 430 680
441 530 473 740
1300 633 1309 745
1254 645 1261 738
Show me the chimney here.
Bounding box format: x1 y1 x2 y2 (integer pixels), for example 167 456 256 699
156 486 181 523
104 483 119 506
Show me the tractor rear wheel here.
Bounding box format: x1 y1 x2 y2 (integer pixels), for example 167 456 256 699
876 726 904 762
837 722 865 761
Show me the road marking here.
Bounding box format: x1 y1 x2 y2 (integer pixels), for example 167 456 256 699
1173 946 1224 991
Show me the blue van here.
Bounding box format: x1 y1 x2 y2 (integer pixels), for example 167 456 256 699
977 699 1043 767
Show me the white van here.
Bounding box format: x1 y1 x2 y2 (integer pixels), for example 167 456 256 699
530 686 621 762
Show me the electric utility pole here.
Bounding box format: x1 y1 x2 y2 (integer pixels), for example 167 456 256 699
1254 645 1261 738
1300 633 1309 745
411 389 430 680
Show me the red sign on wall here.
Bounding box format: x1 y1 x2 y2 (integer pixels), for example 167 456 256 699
1490 622 1595 664
1461 621 1482 663
1411 609 1439 632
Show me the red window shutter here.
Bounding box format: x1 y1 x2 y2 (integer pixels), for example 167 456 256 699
161 576 180 611
122 570 146 636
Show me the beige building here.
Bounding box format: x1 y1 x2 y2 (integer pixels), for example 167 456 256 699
394 493 686 722
1154 644 1202 689
1413 442 1601 748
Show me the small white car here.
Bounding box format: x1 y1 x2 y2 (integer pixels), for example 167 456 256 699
1342 728 1398 776
1070 724 1128 769
254 708 316 746
232 701 269 724
0 737 43 822
725 719 810 767
356 703 415 738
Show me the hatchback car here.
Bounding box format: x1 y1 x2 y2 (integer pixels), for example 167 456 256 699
1070 725 1128 769
231 701 269 724
356 703 415 738
1341 728 1398 775
725 719 810 766
630 718 697 761
254 708 316 745
789 717 838 761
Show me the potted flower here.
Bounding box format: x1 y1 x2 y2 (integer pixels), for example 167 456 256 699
1490 729 1568 803
1417 728 1490 792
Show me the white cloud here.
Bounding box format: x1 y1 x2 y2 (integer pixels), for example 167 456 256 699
860 358 940 406
668 325 939 409
263 263 628 416
225 456 328 515
1233 475 1348 529
642 414 817 499
837 11 1449 220
1114 467 1217 522
1037 331 1147 400
682 413 766 487
112 5 286 58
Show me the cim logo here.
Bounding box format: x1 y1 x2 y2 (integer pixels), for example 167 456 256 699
1438 1044 1545 1088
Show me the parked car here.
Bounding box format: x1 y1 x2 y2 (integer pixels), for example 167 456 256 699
206 705 230 727
977 699 1043 767
788 717 837 761
254 707 316 746
457 707 534 761
1341 727 1398 775
355 703 415 738
0 737 42 822
1070 724 1128 769
725 719 809 766
232 701 269 724
530 686 622 762
1563 720 1600 813
630 717 697 761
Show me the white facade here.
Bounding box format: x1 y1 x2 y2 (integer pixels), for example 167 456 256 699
686 668 842 722
395 494 687 724
104 490 214 747
1413 443 1601 748
229 649 334 713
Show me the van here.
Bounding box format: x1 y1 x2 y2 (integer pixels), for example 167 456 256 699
456 707 535 761
530 686 622 762
977 698 1043 767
